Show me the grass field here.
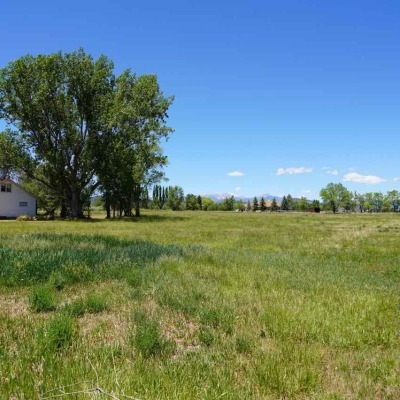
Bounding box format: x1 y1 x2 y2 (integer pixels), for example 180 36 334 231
0 211 399 399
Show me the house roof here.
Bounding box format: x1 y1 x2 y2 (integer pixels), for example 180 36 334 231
0 178 38 199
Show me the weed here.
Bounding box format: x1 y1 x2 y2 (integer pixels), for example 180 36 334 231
39 314 76 353
198 326 214 347
85 293 109 314
235 336 253 354
29 285 57 312
48 270 67 291
62 298 86 317
132 311 172 358
126 269 143 288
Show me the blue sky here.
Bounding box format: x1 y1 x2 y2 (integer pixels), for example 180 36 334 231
1 0 399 199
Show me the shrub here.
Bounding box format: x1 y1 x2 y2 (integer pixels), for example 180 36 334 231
29 285 57 312
16 215 36 221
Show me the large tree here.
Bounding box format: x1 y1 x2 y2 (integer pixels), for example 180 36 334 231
0 49 173 218
320 183 352 213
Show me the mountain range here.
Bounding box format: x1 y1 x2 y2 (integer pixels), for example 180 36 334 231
204 193 283 203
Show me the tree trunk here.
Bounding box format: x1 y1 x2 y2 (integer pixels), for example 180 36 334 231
105 203 111 219
70 189 83 218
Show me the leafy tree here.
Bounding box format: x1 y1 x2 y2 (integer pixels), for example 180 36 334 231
386 190 400 212
343 193 356 212
165 186 184 211
201 197 215 211
220 195 235 211
197 195 203 210
98 72 172 218
0 49 173 218
186 194 198 210
370 192 384 212
355 192 367 213
234 199 245 212
0 130 32 179
296 196 308 212
320 183 352 213
0 50 115 217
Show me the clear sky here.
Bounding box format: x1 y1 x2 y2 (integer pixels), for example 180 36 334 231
1 0 399 199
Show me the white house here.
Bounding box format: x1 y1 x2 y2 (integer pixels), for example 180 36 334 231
0 178 37 218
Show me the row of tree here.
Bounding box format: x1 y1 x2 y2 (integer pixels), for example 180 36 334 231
319 183 400 213
0 49 173 218
140 183 400 214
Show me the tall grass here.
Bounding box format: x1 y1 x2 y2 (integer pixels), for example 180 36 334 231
0 211 399 399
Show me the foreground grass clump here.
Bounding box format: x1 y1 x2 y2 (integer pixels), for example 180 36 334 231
132 310 175 358
0 211 400 399
38 314 77 354
29 285 57 312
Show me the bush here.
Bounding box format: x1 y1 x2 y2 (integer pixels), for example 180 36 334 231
29 285 57 312
16 215 36 221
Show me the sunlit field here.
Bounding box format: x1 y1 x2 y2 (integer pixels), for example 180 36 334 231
1 211 399 399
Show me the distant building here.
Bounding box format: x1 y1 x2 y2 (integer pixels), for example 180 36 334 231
0 178 37 218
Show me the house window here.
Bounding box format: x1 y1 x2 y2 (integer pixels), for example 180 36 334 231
19 202 28 207
1 183 12 192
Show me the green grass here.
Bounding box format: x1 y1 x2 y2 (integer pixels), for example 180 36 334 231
0 211 399 399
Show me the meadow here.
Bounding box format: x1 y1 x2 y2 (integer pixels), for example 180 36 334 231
0 211 399 399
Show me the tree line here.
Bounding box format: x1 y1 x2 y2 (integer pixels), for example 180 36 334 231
125 183 399 214
319 182 400 213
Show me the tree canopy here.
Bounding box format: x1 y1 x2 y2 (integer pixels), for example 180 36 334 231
0 49 173 217
320 183 352 213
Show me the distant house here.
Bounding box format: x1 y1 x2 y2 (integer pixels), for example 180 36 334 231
0 178 37 218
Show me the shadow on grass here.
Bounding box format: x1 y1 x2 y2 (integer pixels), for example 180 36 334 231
37 213 190 223
0 232 190 286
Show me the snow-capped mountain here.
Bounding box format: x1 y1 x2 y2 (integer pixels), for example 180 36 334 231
204 193 283 203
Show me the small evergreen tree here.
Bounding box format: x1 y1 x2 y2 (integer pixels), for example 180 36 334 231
271 198 279 211
246 200 251 211
197 195 202 210
281 195 288 211
260 197 266 211
253 197 259 211
286 194 294 211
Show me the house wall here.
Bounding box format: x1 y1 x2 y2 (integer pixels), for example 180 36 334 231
0 180 37 217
